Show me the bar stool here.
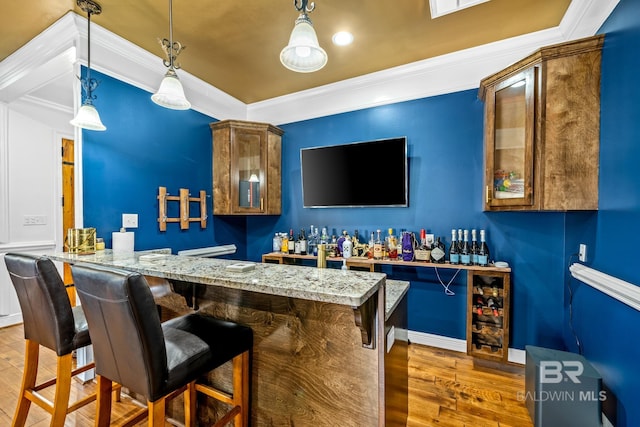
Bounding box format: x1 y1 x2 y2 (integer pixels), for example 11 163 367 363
71 262 253 427
4 253 97 427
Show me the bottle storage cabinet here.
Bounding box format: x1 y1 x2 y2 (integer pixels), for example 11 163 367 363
467 270 511 362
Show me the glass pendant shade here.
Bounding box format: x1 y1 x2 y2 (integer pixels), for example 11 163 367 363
280 16 327 73
151 69 191 110
70 101 106 131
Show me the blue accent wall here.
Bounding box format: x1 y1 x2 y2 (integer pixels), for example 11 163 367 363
563 0 640 425
247 91 569 350
81 70 247 258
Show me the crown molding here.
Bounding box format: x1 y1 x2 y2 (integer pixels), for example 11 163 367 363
0 0 619 125
248 0 619 125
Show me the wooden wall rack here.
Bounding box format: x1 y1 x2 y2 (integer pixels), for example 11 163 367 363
157 186 207 231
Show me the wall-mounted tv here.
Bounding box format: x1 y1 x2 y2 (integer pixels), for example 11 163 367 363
301 137 408 208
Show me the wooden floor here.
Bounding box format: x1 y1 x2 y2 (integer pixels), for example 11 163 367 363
0 323 532 426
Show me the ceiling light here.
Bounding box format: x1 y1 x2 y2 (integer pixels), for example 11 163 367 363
280 0 327 73
332 31 353 46
151 0 191 110
70 0 106 131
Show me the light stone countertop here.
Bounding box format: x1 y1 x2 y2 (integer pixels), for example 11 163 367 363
47 250 388 307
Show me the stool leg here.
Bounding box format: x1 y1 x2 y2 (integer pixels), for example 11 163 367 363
148 397 166 427
50 353 73 427
12 340 39 427
95 375 113 427
233 350 250 427
183 381 196 427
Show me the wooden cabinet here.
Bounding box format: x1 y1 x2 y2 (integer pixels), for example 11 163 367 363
467 270 510 363
211 120 284 215
479 35 604 211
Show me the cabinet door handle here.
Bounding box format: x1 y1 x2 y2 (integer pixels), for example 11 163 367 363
260 197 264 211
485 185 491 204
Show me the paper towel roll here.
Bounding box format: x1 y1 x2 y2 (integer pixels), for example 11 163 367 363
112 231 135 253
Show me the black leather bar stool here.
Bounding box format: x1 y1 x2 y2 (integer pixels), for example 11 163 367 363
4 253 97 426
71 262 253 427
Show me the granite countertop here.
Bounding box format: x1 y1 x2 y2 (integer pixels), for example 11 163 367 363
385 280 409 321
47 250 387 307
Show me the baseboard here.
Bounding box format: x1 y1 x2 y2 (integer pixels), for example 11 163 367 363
408 330 526 365
0 312 22 328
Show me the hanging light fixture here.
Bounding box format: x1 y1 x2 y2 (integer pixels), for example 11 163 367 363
151 0 191 110
70 0 106 131
280 0 327 73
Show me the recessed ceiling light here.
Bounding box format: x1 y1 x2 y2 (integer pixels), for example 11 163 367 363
332 31 354 46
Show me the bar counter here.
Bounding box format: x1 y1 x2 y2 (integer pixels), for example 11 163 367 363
48 250 409 427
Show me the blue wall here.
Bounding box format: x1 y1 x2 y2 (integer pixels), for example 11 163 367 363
82 70 247 258
81 2 640 423
563 0 640 425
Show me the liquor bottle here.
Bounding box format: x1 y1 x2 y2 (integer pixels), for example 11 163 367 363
337 230 348 257
299 228 307 255
415 229 431 262
486 297 500 316
321 227 329 244
288 229 295 254
460 229 471 266
373 229 384 260
342 235 353 259
386 228 398 260
478 229 490 267
449 229 459 265
294 230 301 255
352 230 360 257
475 295 485 315
307 225 316 256
471 229 479 265
281 232 289 254
430 237 446 263
272 233 281 252
368 232 375 259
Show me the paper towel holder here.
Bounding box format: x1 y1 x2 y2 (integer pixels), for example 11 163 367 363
157 186 208 231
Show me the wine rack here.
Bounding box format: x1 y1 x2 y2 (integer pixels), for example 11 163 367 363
467 270 510 363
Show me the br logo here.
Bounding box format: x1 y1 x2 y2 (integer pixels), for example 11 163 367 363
540 361 584 384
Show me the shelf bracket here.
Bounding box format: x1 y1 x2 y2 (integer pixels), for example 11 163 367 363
353 290 378 349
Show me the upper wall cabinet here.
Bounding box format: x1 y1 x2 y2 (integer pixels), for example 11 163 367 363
479 35 604 211
211 120 284 215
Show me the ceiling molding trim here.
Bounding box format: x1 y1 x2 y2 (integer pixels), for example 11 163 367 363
73 14 246 121
248 0 617 125
0 13 78 93
559 0 620 39
20 94 73 115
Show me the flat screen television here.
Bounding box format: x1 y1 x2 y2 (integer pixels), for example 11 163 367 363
301 137 408 207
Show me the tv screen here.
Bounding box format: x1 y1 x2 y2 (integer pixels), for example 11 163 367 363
301 137 408 207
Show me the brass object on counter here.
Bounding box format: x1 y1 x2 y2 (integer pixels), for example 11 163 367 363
317 244 327 268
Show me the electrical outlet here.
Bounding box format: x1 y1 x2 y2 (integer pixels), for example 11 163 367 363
122 213 138 228
579 244 587 262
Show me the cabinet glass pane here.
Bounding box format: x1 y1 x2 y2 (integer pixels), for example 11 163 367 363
493 79 526 199
237 133 261 208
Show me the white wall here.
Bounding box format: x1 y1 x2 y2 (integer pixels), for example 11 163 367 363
0 102 72 325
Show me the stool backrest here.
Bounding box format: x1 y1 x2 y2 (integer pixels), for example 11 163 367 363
71 263 168 400
4 253 76 356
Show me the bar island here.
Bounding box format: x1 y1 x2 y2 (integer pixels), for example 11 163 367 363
48 250 409 427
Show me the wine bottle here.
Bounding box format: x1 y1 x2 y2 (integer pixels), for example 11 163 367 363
430 237 445 263
368 232 375 259
471 229 479 265
288 229 295 254
478 229 490 267
449 229 459 265
374 229 384 260
460 229 471 266
475 295 485 315
486 297 500 316
299 228 307 255
294 230 302 255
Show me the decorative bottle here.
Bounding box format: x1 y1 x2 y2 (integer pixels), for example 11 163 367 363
478 229 490 267
460 229 471 266
449 229 459 265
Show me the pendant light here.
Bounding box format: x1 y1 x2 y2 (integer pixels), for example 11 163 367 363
151 0 191 110
280 0 327 73
70 0 106 131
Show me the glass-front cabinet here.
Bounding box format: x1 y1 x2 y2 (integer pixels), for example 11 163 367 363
484 69 535 209
211 120 283 215
479 35 603 212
